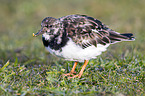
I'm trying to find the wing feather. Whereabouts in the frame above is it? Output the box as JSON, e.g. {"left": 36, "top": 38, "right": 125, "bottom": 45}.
{"left": 61, "top": 15, "right": 134, "bottom": 49}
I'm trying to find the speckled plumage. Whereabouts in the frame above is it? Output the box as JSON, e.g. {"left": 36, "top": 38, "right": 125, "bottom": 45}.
{"left": 33, "top": 14, "right": 135, "bottom": 78}
{"left": 35, "top": 15, "right": 134, "bottom": 61}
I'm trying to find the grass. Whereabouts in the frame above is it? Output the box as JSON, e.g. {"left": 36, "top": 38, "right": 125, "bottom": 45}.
{"left": 0, "top": 56, "right": 144, "bottom": 95}
{"left": 0, "top": 0, "right": 145, "bottom": 95}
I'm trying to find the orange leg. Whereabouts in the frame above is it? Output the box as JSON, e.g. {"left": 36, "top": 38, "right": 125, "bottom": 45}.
{"left": 63, "top": 61, "right": 78, "bottom": 76}
{"left": 68, "top": 60, "right": 89, "bottom": 78}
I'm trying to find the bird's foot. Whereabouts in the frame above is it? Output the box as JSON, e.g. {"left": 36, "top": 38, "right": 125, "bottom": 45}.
{"left": 68, "top": 74, "right": 81, "bottom": 78}
{"left": 63, "top": 72, "right": 76, "bottom": 76}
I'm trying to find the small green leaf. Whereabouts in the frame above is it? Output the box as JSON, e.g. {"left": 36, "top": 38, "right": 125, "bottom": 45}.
{"left": 0, "top": 60, "right": 10, "bottom": 71}
{"left": 14, "top": 57, "right": 18, "bottom": 67}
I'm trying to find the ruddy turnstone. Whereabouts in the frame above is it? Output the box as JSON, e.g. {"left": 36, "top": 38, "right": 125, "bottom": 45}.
{"left": 33, "top": 15, "right": 135, "bottom": 78}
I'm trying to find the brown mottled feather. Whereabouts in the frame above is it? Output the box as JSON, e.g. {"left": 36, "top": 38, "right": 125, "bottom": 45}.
{"left": 59, "top": 15, "right": 135, "bottom": 48}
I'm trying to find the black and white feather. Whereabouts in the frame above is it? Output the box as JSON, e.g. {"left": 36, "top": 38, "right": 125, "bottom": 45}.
{"left": 34, "top": 15, "right": 135, "bottom": 62}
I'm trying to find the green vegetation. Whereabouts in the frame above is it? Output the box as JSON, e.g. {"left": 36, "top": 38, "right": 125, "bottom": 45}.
{"left": 0, "top": 0, "right": 144, "bottom": 95}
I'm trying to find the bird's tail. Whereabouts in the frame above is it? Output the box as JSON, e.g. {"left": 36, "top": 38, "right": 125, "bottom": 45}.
{"left": 120, "top": 33, "right": 135, "bottom": 40}
{"left": 108, "top": 31, "right": 135, "bottom": 44}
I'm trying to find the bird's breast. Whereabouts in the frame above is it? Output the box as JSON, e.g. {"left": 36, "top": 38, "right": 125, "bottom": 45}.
{"left": 45, "top": 38, "right": 110, "bottom": 62}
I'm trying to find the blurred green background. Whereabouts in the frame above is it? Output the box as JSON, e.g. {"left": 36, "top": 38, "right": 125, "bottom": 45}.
{"left": 1, "top": 0, "right": 145, "bottom": 64}
{"left": 0, "top": 0, "right": 145, "bottom": 64}
{"left": 0, "top": 0, "right": 145, "bottom": 95}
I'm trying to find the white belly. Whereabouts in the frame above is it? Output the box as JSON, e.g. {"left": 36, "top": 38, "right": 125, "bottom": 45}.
{"left": 45, "top": 39, "right": 110, "bottom": 62}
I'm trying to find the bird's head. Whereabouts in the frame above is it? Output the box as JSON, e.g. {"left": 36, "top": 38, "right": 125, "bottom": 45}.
{"left": 33, "top": 17, "right": 57, "bottom": 38}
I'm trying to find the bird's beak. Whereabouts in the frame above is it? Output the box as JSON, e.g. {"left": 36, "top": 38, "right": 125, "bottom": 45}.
{"left": 33, "top": 28, "right": 45, "bottom": 37}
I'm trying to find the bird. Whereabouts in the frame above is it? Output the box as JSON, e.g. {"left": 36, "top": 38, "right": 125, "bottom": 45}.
{"left": 33, "top": 14, "right": 135, "bottom": 78}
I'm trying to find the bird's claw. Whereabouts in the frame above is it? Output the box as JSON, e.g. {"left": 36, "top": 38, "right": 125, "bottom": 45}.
{"left": 63, "top": 72, "right": 81, "bottom": 78}
{"left": 68, "top": 74, "right": 81, "bottom": 78}
{"left": 63, "top": 72, "right": 76, "bottom": 76}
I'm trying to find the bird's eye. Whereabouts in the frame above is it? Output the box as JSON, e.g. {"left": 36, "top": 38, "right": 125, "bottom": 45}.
{"left": 49, "top": 25, "right": 53, "bottom": 28}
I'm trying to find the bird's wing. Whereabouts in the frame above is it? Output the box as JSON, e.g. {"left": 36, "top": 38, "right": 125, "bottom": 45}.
{"left": 61, "top": 15, "right": 134, "bottom": 49}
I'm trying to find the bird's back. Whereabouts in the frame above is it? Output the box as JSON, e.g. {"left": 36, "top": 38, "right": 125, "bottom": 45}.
{"left": 58, "top": 15, "right": 134, "bottom": 49}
